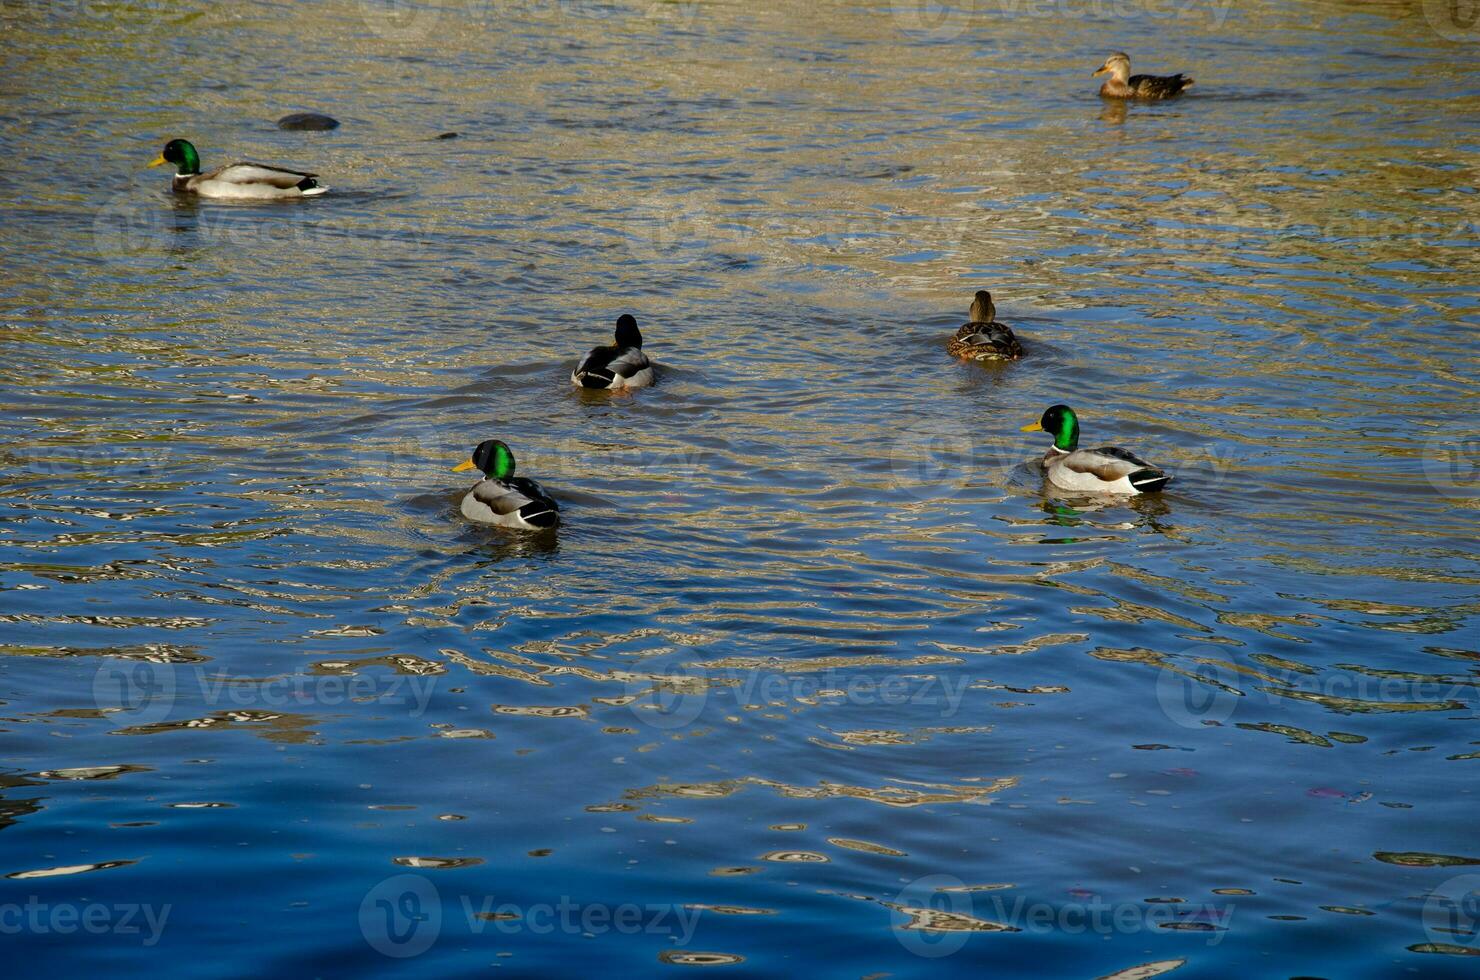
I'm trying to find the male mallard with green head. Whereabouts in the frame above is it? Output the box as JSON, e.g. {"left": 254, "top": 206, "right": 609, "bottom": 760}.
{"left": 1022, "top": 404, "right": 1170, "bottom": 495}
{"left": 453, "top": 440, "right": 560, "bottom": 530}
{"left": 946, "top": 290, "right": 1023, "bottom": 362}
{"left": 1093, "top": 53, "right": 1193, "bottom": 100}
{"left": 148, "top": 139, "right": 327, "bottom": 199}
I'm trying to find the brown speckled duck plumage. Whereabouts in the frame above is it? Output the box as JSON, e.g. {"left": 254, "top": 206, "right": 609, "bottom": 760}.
{"left": 1094, "top": 52, "right": 1194, "bottom": 100}
{"left": 946, "top": 290, "right": 1024, "bottom": 362}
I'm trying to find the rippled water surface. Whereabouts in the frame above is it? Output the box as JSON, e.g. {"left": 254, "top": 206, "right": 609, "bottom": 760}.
{"left": 2, "top": 0, "right": 1478, "bottom": 975}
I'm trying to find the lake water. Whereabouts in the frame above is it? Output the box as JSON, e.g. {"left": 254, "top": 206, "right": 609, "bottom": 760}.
{"left": 1, "top": 0, "right": 1477, "bottom": 975}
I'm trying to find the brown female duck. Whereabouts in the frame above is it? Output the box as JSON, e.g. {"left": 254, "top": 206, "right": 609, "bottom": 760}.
{"left": 1093, "top": 53, "right": 1193, "bottom": 100}
{"left": 946, "top": 290, "right": 1023, "bottom": 362}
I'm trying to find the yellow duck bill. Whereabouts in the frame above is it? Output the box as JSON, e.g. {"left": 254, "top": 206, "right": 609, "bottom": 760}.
{"left": 1020, "top": 421, "right": 1044, "bottom": 432}
{"left": 147, "top": 153, "right": 168, "bottom": 168}
{"left": 452, "top": 459, "right": 477, "bottom": 472}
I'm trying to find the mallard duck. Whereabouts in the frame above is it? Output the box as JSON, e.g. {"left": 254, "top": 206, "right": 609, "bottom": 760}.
{"left": 1093, "top": 53, "right": 1193, "bottom": 100}
{"left": 946, "top": 290, "right": 1023, "bottom": 362}
{"left": 571, "top": 314, "right": 654, "bottom": 389}
{"left": 452, "top": 440, "right": 560, "bottom": 529}
{"left": 1021, "top": 404, "right": 1170, "bottom": 494}
{"left": 147, "top": 139, "right": 327, "bottom": 199}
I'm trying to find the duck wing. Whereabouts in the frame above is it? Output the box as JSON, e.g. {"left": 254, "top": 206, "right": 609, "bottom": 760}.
{"left": 468, "top": 479, "right": 535, "bottom": 519}
{"left": 1060, "top": 447, "right": 1170, "bottom": 493}
{"left": 573, "top": 344, "right": 652, "bottom": 388}
{"left": 948, "top": 320, "right": 1023, "bottom": 359}
{"left": 1089, "top": 446, "right": 1153, "bottom": 468}
{"left": 506, "top": 477, "right": 560, "bottom": 527}
{"left": 1129, "top": 73, "right": 1193, "bottom": 98}
{"left": 467, "top": 478, "right": 560, "bottom": 527}
{"left": 203, "top": 162, "right": 320, "bottom": 188}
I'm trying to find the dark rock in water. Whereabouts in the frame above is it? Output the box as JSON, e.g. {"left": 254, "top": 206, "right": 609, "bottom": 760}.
{"left": 437, "top": 132, "right": 459, "bottom": 140}
{"left": 278, "top": 112, "right": 340, "bottom": 131}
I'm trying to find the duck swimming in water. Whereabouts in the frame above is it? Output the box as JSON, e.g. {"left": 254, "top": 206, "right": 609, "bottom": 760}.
{"left": 571, "top": 314, "right": 654, "bottom": 389}
{"left": 1022, "top": 404, "right": 1171, "bottom": 495}
{"left": 147, "top": 139, "right": 327, "bottom": 199}
{"left": 946, "top": 290, "right": 1023, "bottom": 362}
{"left": 453, "top": 440, "right": 560, "bottom": 529}
{"left": 1093, "top": 53, "right": 1193, "bottom": 100}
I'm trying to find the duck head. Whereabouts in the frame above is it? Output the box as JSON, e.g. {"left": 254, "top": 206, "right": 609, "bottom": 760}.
{"left": 148, "top": 139, "right": 201, "bottom": 176}
{"left": 969, "top": 290, "right": 996, "bottom": 323}
{"left": 454, "top": 439, "right": 516, "bottom": 480}
{"left": 614, "top": 314, "right": 642, "bottom": 349}
{"left": 1093, "top": 53, "right": 1131, "bottom": 82}
{"left": 1022, "top": 404, "right": 1080, "bottom": 453}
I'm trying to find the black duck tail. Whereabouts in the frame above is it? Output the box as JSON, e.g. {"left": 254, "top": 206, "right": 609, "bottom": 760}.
{"left": 1130, "top": 468, "right": 1170, "bottom": 493}
{"left": 520, "top": 505, "right": 560, "bottom": 529}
